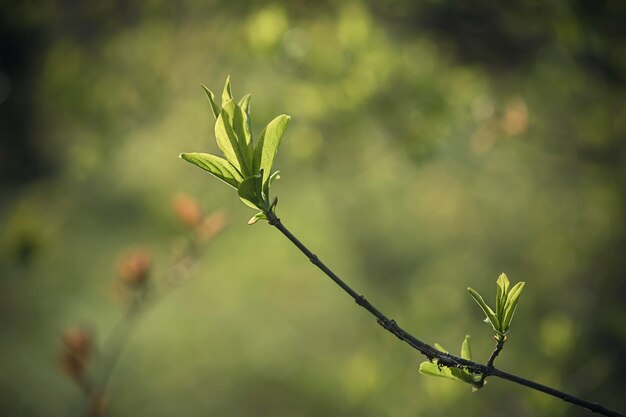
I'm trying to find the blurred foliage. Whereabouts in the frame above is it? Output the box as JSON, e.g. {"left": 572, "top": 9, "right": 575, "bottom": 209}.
{"left": 1, "top": 1, "right": 625, "bottom": 417}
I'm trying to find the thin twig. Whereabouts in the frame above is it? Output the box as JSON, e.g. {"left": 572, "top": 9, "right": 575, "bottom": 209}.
{"left": 85, "top": 236, "right": 208, "bottom": 415}
{"left": 477, "top": 337, "right": 505, "bottom": 387}
{"left": 265, "top": 211, "right": 624, "bottom": 417}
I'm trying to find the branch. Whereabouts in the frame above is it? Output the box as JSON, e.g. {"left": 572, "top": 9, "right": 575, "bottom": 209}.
{"left": 477, "top": 337, "right": 505, "bottom": 387}
{"left": 265, "top": 211, "right": 624, "bottom": 417}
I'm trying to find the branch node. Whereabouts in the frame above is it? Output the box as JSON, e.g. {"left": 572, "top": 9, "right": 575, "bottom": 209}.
{"left": 267, "top": 215, "right": 280, "bottom": 226}
{"left": 355, "top": 295, "right": 367, "bottom": 307}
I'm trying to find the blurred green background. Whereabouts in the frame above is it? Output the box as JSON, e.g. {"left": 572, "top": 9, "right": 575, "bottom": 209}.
{"left": 1, "top": 1, "right": 626, "bottom": 416}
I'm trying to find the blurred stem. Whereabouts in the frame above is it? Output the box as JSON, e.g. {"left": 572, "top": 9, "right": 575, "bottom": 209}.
{"left": 86, "top": 235, "right": 206, "bottom": 416}
{"left": 477, "top": 336, "right": 505, "bottom": 387}
{"left": 265, "top": 211, "right": 625, "bottom": 417}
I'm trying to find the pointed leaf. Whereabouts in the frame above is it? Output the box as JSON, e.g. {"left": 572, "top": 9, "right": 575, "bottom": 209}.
{"left": 238, "top": 175, "right": 265, "bottom": 210}
{"left": 269, "top": 170, "right": 281, "bottom": 184}
{"left": 222, "top": 75, "right": 233, "bottom": 106}
{"left": 434, "top": 343, "right": 449, "bottom": 354}
{"left": 238, "top": 94, "right": 253, "bottom": 152}
{"left": 179, "top": 153, "right": 243, "bottom": 189}
{"left": 202, "top": 84, "right": 220, "bottom": 119}
{"left": 221, "top": 99, "right": 253, "bottom": 169}
{"left": 215, "top": 101, "right": 252, "bottom": 176}
{"left": 253, "top": 115, "right": 290, "bottom": 183}
{"left": 239, "top": 94, "right": 251, "bottom": 115}
{"left": 502, "top": 281, "right": 525, "bottom": 331}
{"left": 496, "top": 273, "right": 510, "bottom": 322}
{"left": 468, "top": 287, "right": 501, "bottom": 332}
{"left": 461, "top": 335, "right": 472, "bottom": 361}
{"left": 248, "top": 212, "right": 267, "bottom": 225}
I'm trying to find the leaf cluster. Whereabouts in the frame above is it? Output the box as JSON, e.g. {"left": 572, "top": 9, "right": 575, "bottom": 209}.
{"left": 468, "top": 273, "right": 525, "bottom": 340}
{"left": 180, "top": 77, "right": 290, "bottom": 223}
{"left": 418, "top": 335, "right": 482, "bottom": 389}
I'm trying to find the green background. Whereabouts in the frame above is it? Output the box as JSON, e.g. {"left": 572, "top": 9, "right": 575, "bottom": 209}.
{"left": 1, "top": 1, "right": 625, "bottom": 416}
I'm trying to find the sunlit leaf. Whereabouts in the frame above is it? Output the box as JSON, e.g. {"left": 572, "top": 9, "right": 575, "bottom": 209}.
{"left": 468, "top": 287, "right": 501, "bottom": 332}
{"left": 253, "top": 115, "right": 290, "bottom": 184}
{"left": 222, "top": 75, "right": 233, "bottom": 106}
{"left": 461, "top": 335, "right": 472, "bottom": 361}
{"left": 502, "top": 281, "right": 525, "bottom": 331}
{"left": 434, "top": 343, "right": 449, "bottom": 354}
{"left": 221, "top": 99, "right": 253, "bottom": 167}
{"left": 496, "top": 273, "right": 510, "bottom": 321}
{"left": 179, "top": 152, "right": 243, "bottom": 189}
{"left": 248, "top": 211, "right": 266, "bottom": 225}
{"left": 202, "top": 84, "right": 220, "bottom": 119}
{"left": 239, "top": 94, "right": 251, "bottom": 115}
{"left": 419, "top": 361, "right": 456, "bottom": 380}
{"left": 215, "top": 100, "right": 251, "bottom": 176}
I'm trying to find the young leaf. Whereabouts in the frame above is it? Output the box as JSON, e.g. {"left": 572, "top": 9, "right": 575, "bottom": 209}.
{"left": 502, "top": 281, "right": 525, "bottom": 331}
{"left": 450, "top": 367, "right": 477, "bottom": 385}
{"left": 238, "top": 94, "right": 253, "bottom": 152}
{"left": 215, "top": 101, "right": 251, "bottom": 176}
{"left": 202, "top": 84, "right": 221, "bottom": 119}
{"left": 248, "top": 211, "right": 267, "bottom": 225}
{"left": 461, "top": 335, "right": 472, "bottom": 361}
{"left": 419, "top": 361, "right": 450, "bottom": 378}
{"left": 179, "top": 153, "right": 243, "bottom": 189}
{"left": 496, "top": 273, "right": 510, "bottom": 322}
{"left": 222, "top": 75, "right": 233, "bottom": 106}
{"left": 238, "top": 174, "right": 265, "bottom": 210}
{"left": 221, "top": 99, "right": 253, "bottom": 168}
{"left": 253, "top": 115, "right": 291, "bottom": 183}
{"left": 434, "top": 343, "right": 449, "bottom": 354}
{"left": 239, "top": 94, "right": 251, "bottom": 115}
{"left": 468, "top": 287, "right": 501, "bottom": 332}
{"left": 419, "top": 361, "right": 475, "bottom": 385}
{"left": 269, "top": 170, "right": 281, "bottom": 184}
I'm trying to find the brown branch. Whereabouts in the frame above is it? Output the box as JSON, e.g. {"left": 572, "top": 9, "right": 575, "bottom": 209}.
{"left": 265, "top": 211, "right": 625, "bottom": 417}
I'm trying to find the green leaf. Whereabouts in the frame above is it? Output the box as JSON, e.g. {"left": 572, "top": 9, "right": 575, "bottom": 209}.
{"left": 502, "top": 281, "right": 525, "bottom": 332}
{"left": 215, "top": 100, "right": 252, "bottom": 176}
{"left": 420, "top": 338, "right": 480, "bottom": 387}
{"left": 202, "top": 84, "right": 220, "bottom": 119}
{"left": 419, "top": 361, "right": 475, "bottom": 385}
{"left": 248, "top": 211, "right": 266, "bottom": 225}
{"left": 434, "top": 343, "right": 449, "bottom": 354}
{"left": 461, "top": 335, "right": 472, "bottom": 361}
{"left": 450, "top": 367, "right": 477, "bottom": 385}
{"left": 238, "top": 94, "right": 253, "bottom": 152}
{"left": 468, "top": 287, "right": 501, "bottom": 332}
{"left": 239, "top": 94, "right": 251, "bottom": 115}
{"left": 253, "top": 115, "right": 290, "bottom": 183}
{"left": 496, "top": 273, "right": 510, "bottom": 322}
{"left": 222, "top": 99, "right": 253, "bottom": 168}
{"left": 179, "top": 153, "right": 243, "bottom": 189}
{"left": 269, "top": 170, "right": 281, "bottom": 184}
{"left": 419, "top": 362, "right": 450, "bottom": 378}
{"left": 222, "top": 75, "right": 233, "bottom": 107}
{"left": 238, "top": 174, "right": 265, "bottom": 210}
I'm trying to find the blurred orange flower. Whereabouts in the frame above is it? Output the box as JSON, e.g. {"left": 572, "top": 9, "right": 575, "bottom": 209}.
{"left": 172, "top": 194, "right": 203, "bottom": 228}
{"left": 59, "top": 326, "right": 92, "bottom": 381}
{"left": 117, "top": 249, "right": 151, "bottom": 287}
